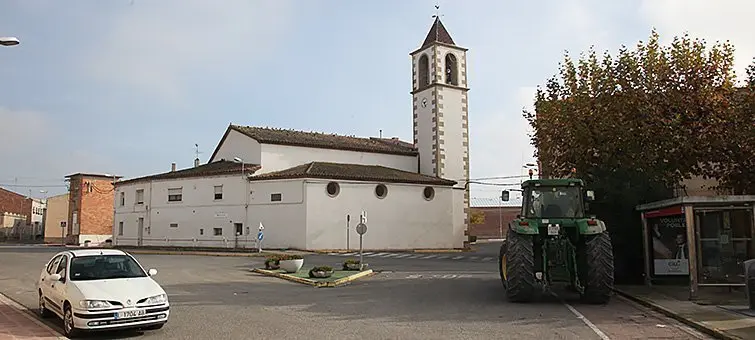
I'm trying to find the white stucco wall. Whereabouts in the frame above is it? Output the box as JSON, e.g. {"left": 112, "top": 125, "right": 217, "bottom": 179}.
{"left": 113, "top": 176, "right": 306, "bottom": 249}
{"left": 412, "top": 86, "right": 436, "bottom": 177}
{"left": 209, "top": 129, "right": 262, "bottom": 164}
{"left": 258, "top": 143, "right": 417, "bottom": 174}
{"left": 304, "top": 179, "right": 460, "bottom": 250}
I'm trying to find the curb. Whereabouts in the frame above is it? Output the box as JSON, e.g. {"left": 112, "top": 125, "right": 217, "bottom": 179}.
{"left": 0, "top": 292, "right": 68, "bottom": 339}
{"left": 413, "top": 249, "right": 465, "bottom": 253}
{"left": 251, "top": 268, "right": 376, "bottom": 287}
{"left": 122, "top": 249, "right": 286, "bottom": 257}
{"left": 613, "top": 288, "right": 740, "bottom": 340}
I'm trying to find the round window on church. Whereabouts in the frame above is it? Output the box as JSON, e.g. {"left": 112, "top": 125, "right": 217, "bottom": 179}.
{"left": 326, "top": 182, "right": 340, "bottom": 197}
{"left": 423, "top": 186, "right": 435, "bottom": 201}
{"left": 375, "top": 184, "right": 388, "bottom": 199}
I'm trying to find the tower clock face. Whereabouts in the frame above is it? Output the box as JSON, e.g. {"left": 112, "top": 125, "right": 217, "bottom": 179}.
{"left": 421, "top": 98, "right": 428, "bottom": 108}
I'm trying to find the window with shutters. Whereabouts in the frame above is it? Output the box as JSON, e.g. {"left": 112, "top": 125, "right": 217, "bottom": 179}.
{"left": 168, "top": 188, "right": 182, "bottom": 202}
{"left": 214, "top": 185, "right": 223, "bottom": 200}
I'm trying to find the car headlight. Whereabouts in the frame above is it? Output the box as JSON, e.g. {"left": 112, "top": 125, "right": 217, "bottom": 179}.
{"left": 79, "top": 300, "right": 113, "bottom": 309}
{"left": 145, "top": 294, "right": 167, "bottom": 305}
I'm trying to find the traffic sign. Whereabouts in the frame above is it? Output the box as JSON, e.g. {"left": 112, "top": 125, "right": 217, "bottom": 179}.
{"left": 257, "top": 231, "right": 264, "bottom": 241}
{"left": 356, "top": 223, "right": 367, "bottom": 235}
{"left": 258, "top": 222, "right": 265, "bottom": 231}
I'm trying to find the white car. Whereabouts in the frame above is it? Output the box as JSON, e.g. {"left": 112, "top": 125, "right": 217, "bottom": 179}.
{"left": 36, "top": 248, "right": 170, "bottom": 338}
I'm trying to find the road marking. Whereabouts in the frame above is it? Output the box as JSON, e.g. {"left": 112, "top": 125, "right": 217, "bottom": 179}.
{"left": 437, "top": 255, "right": 450, "bottom": 259}
{"left": 395, "top": 254, "right": 413, "bottom": 258}
{"left": 452, "top": 256, "right": 465, "bottom": 260}
{"left": 421, "top": 255, "right": 437, "bottom": 259}
{"left": 482, "top": 257, "right": 494, "bottom": 261}
{"left": 367, "top": 252, "right": 388, "bottom": 257}
{"left": 553, "top": 292, "right": 610, "bottom": 340}
{"left": 468, "top": 256, "right": 479, "bottom": 260}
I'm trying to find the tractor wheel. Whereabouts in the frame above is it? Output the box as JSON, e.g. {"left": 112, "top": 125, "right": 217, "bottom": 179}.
{"left": 580, "top": 231, "right": 614, "bottom": 304}
{"left": 504, "top": 228, "right": 536, "bottom": 303}
{"left": 498, "top": 240, "right": 508, "bottom": 289}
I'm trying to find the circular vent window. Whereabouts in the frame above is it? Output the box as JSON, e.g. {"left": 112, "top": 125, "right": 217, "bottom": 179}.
{"left": 423, "top": 186, "right": 435, "bottom": 201}
{"left": 375, "top": 184, "right": 388, "bottom": 199}
{"left": 326, "top": 182, "right": 340, "bottom": 197}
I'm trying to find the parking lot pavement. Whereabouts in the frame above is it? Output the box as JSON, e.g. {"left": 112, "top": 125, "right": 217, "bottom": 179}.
{"left": 0, "top": 246, "right": 711, "bottom": 340}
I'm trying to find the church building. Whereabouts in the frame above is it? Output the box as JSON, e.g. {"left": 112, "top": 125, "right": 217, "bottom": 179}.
{"left": 112, "top": 17, "right": 472, "bottom": 251}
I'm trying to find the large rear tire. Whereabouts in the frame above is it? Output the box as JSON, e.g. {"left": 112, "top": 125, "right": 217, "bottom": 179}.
{"left": 504, "top": 228, "right": 536, "bottom": 303}
{"left": 498, "top": 241, "right": 508, "bottom": 289}
{"left": 581, "top": 232, "right": 614, "bottom": 304}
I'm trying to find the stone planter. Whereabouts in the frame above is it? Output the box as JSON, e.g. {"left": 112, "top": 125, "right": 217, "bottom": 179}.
{"left": 279, "top": 259, "right": 304, "bottom": 273}
{"left": 309, "top": 270, "right": 333, "bottom": 278}
{"left": 265, "top": 261, "right": 280, "bottom": 270}
{"left": 344, "top": 262, "right": 361, "bottom": 271}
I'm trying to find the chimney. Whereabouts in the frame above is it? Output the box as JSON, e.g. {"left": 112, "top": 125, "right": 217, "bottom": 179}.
{"left": 194, "top": 158, "right": 200, "bottom": 167}
{"left": 171, "top": 162, "right": 176, "bottom": 172}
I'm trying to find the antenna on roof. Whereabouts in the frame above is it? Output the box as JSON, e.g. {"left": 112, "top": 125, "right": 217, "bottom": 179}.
{"left": 194, "top": 143, "right": 201, "bottom": 159}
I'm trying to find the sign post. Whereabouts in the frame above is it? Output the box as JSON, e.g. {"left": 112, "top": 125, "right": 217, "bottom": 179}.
{"left": 356, "top": 217, "right": 367, "bottom": 271}
{"left": 346, "top": 214, "right": 350, "bottom": 251}
{"left": 257, "top": 222, "right": 265, "bottom": 253}
{"left": 60, "top": 221, "right": 67, "bottom": 246}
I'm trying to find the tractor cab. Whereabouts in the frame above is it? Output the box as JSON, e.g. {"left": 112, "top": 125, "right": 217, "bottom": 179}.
{"left": 502, "top": 179, "right": 595, "bottom": 221}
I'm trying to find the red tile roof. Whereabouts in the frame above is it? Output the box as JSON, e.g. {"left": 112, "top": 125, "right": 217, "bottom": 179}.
{"left": 116, "top": 160, "right": 260, "bottom": 186}
{"left": 249, "top": 161, "right": 456, "bottom": 186}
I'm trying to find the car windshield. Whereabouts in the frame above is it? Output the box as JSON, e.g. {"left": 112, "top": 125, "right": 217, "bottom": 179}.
{"left": 69, "top": 255, "right": 147, "bottom": 281}
{"left": 524, "top": 186, "right": 584, "bottom": 218}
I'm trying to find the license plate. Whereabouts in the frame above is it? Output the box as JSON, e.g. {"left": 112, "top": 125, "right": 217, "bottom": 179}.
{"left": 114, "top": 309, "right": 146, "bottom": 319}
{"left": 547, "top": 225, "right": 560, "bottom": 236}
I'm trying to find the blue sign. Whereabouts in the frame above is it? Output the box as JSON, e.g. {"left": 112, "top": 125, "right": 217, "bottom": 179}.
{"left": 257, "top": 231, "right": 264, "bottom": 241}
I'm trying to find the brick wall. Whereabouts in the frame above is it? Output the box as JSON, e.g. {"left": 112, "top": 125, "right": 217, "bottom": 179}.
{"left": 67, "top": 176, "right": 115, "bottom": 240}
{"left": 469, "top": 207, "right": 520, "bottom": 239}
{"left": 0, "top": 187, "right": 30, "bottom": 223}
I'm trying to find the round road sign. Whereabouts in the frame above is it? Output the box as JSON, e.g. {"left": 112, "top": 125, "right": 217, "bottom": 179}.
{"left": 356, "top": 223, "right": 367, "bottom": 235}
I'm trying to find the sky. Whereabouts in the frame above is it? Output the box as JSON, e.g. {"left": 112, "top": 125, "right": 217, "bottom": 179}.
{"left": 0, "top": 0, "right": 753, "bottom": 201}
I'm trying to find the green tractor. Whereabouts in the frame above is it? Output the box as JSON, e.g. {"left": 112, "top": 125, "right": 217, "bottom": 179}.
{"left": 498, "top": 178, "right": 614, "bottom": 304}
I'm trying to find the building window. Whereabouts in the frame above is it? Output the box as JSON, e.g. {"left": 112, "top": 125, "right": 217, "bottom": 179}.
{"left": 168, "top": 188, "right": 182, "bottom": 202}
{"left": 213, "top": 228, "right": 223, "bottom": 236}
{"left": 214, "top": 185, "right": 223, "bottom": 200}
{"left": 445, "top": 53, "right": 459, "bottom": 85}
{"left": 375, "top": 184, "right": 388, "bottom": 199}
{"left": 423, "top": 186, "right": 435, "bottom": 201}
{"left": 135, "top": 189, "right": 144, "bottom": 204}
{"left": 118, "top": 221, "right": 123, "bottom": 236}
{"left": 271, "top": 193, "right": 282, "bottom": 202}
{"left": 326, "top": 182, "right": 340, "bottom": 197}
{"left": 199, "top": 229, "right": 204, "bottom": 235}
{"left": 418, "top": 54, "right": 429, "bottom": 87}
{"left": 119, "top": 192, "right": 125, "bottom": 206}
{"left": 170, "top": 223, "right": 178, "bottom": 228}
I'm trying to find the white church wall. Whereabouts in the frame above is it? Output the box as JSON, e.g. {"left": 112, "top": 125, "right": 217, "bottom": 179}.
{"left": 412, "top": 86, "right": 436, "bottom": 177}
{"left": 113, "top": 176, "right": 306, "bottom": 249}
{"left": 258, "top": 143, "right": 417, "bottom": 174}
{"left": 210, "top": 129, "right": 262, "bottom": 164}
{"left": 304, "top": 179, "right": 458, "bottom": 250}
{"left": 437, "top": 88, "right": 465, "bottom": 185}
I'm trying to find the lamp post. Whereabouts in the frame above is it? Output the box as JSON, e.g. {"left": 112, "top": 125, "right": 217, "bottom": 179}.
{"left": 233, "top": 157, "right": 249, "bottom": 249}
{"left": 0, "top": 37, "right": 20, "bottom": 46}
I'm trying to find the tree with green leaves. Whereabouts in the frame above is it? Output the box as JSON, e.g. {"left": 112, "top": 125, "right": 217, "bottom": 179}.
{"left": 525, "top": 30, "right": 753, "bottom": 283}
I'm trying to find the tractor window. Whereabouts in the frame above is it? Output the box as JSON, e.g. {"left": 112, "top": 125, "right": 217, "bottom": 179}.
{"left": 524, "top": 186, "right": 584, "bottom": 218}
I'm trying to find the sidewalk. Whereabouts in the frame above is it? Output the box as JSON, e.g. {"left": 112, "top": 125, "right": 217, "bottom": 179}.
{"left": 0, "top": 293, "right": 65, "bottom": 339}
{"left": 615, "top": 285, "right": 755, "bottom": 340}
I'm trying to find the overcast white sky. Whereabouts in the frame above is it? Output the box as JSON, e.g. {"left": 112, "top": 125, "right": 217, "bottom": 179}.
{"left": 0, "top": 0, "right": 753, "bottom": 200}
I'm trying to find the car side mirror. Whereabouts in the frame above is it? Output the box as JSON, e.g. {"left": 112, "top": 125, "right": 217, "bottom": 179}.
{"left": 49, "top": 273, "right": 62, "bottom": 282}
{"left": 585, "top": 190, "right": 595, "bottom": 201}
{"left": 148, "top": 268, "right": 158, "bottom": 276}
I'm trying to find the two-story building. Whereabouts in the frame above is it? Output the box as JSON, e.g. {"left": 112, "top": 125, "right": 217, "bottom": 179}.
{"left": 113, "top": 17, "right": 474, "bottom": 251}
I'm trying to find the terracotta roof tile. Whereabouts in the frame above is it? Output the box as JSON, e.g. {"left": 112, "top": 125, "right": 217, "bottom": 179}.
{"left": 116, "top": 160, "right": 260, "bottom": 186}
{"left": 249, "top": 162, "right": 456, "bottom": 186}
{"left": 230, "top": 125, "right": 418, "bottom": 156}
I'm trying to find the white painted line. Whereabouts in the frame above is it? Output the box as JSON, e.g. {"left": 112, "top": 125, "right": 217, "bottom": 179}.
{"left": 452, "top": 256, "right": 465, "bottom": 260}
{"left": 383, "top": 253, "right": 400, "bottom": 257}
{"left": 468, "top": 256, "right": 479, "bottom": 260}
{"left": 361, "top": 252, "right": 374, "bottom": 256}
{"left": 341, "top": 252, "right": 357, "bottom": 256}
{"left": 367, "top": 252, "right": 388, "bottom": 257}
{"left": 554, "top": 292, "right": 610, "bottom": 340}
{"left": 395, "top": 254, "right": 413, "bottom": 258}
{"left": 437, "top": 255, "right": 450, "bottom": 259}
{"left": 482, "top": 257, "right": 494, "bottom": 261}
{"left": 421, "top": 255, "right": 438, "bottom": 259}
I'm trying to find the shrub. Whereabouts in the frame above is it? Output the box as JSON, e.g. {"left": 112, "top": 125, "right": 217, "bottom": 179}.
{"left": 311, "top": 266, "right": 333, "bottom": 272}
{"left": 278, "top": 254, "right": 303, "bottom": 261}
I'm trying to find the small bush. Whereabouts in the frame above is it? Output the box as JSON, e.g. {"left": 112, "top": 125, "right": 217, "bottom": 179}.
{"left": 311, "top": 266, "right": 333, "bottom": 272}
{"left": 278, "top": 254, "right": 303, "bottom": 261}
{"left": 344, "top": 259, "right": 360, "bottom": 265}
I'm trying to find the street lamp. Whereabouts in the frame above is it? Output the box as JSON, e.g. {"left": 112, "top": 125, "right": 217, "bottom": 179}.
{"left": 0, "top": 37, "right": 20, "bottom": 46}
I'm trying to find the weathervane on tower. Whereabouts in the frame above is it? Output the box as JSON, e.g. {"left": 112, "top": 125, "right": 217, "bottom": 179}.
{"left": 432, "top": 2, "right": 443, "bottom": 19}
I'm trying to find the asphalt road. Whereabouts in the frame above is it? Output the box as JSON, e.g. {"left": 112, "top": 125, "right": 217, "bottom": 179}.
{"left": 0, "top": 244, "right": 711, "bottom": 340}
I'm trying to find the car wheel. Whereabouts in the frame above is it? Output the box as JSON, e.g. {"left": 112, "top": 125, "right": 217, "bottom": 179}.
{"left": 38, "top": 292, "right": 52, "bottom": 319}
{"left": 63, "top": 305, "right": 82, "bottom": 338}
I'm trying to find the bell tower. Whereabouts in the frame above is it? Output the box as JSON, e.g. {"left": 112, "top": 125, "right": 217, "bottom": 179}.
{"left": 410, "top": 14, "right": 471, "bottom": 245}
